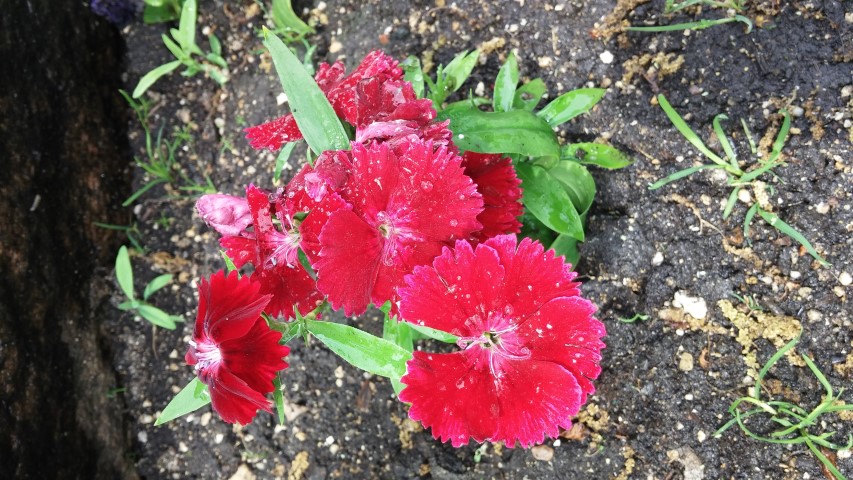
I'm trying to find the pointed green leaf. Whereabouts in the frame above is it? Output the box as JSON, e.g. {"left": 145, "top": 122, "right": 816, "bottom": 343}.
{"left": 383, "top": 312, "right": 414, "bottom": 352}
{"left": 400, "top": 56, "right": 425, "bottom": 98}
{"left": 154, "top": 377, "right": 211, "bottom": 425}
{"left": 657, "top": 94, "right": 726, "bottom": 165}
{"left": 138, "top": 304, "right": 178, "bottom": 329}
{"left": 274, "top": 141, "right": 297, "bottom": 183}
{"left": 516, "top": 163, "right": 585, "bottom": 241}
{"left": 264, "top": 31, "right": 349, "bottom": 154}
{"left": 115, "top": 246, "right": 135, "bottom": 300}
{"left": 493, "top": 51, "right": 518, "bottom": 113}
{"left": 513, "top": 78, "right": 547, "bottom": 112}
{"left": 132, "top": 60, "right": 182, "bottom": 98}
{"left": 561, "top": 143, "right": 633, "bottom": 170}
{"left": 537, "top": 88, "right": 605, "bottom": 127}
{"left": 436, "top": 108, "right": 559, "bottom": 158}
{"left": 143, "top": 4, "right": 180, "bottom": 24}
{"left": 306, "top": 320, "right": 412, "bottom": 379}
{"left": 442, "top": 49, "right": 480, "bottom": 93}
{"left": 271, "top": 0, "right": 315, "bottom": 36}
{"left": 143, "top": 274, "right": 173, "bottom": 301}
{"left": 406, "top": 323, "right": 459, "bottom": 343}
{"left": 757, "top": 209, "right": 828, "bottom": 266}
{"left": 272, "top": 375, "right": 286, "bottom": 425}
{"left": 177, "top": 0, "right": 197, "bottom": 53}
{"left": 162, "top": 33, "right": 189, "bottom": 61}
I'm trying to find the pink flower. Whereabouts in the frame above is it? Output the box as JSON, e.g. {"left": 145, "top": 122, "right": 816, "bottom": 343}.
{"left": 196, "top": 194, "right": 253, "bottom": 236}
{"left": 245, "top": 50, "right": 449, "bottom": 152}
{"left": 312, "top": 140, "right": 483, "bottom": 316}
{"left": 460, "top": 152, "right": 524, "bottom": 242}
{"left": 219, "top": 185, "right": 324, "bottom": 319}
{"left": 397, "top": 235, "right": 605, "bottom": 447}
{"left": 185, "top": 270, "right": 289, "bottom": 425}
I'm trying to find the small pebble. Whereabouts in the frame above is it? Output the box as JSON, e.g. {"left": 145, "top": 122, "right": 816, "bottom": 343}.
{"left": 531, "top": 444, "right": 554, "bottom": 461}
{"left": 815, "top": 202, "right": 830, "bottom": 214}
{"left": 697, "top": 430, "right": 707, "bottom": 442}
{"left": 329, "top": 40, "right": 343, "bottom": 53}
{"left": 839, "top": 272, "right": 852, "bottom": 286}
{"left": 599, "top": 50, "right": 614, "bottom": 64}
{"left": 678, "top": 352, "right": 694, "bottom": 372}
{"left": 652, "top": 251, "right": 664, "bottom": 266}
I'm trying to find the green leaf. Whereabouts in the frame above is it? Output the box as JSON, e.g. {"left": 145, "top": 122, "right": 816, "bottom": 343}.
{"left": 550, "top": 234, "right": 580, "bottom": 267}
{"left": 400, "top": 56, "right": 425, "bottom": 99}
{"left": 406, "top": 323, "right": 459, "bottom": 343}
{"left": 436, "top": 108, "right": 559, "bottom": 158}
{"left": 263, "top": 31, "right": 349, "bottom": 154}
{"left": 757, "top": 209, "right": 829, "bottom": 266}
{"left": 562, "top": 143, "right": 633, "bottom": 170}
{"left": 177, "top": 0, "right": 197, "bottom": 53}
{"left": 117, "top": 300, "right": 140, "bottom": 311}
{"left": 306, "top": 320, "right": 412, "bottom": 379}
{"left": 513, "top": 78, "right": 547, "bottom": 112}
{"left": 143, "top": 4, "right": 180, "bottom": 24}
{"left": 143, "top": 274, "right": 173, "bottom": 301}
{"left": 133, "top": 60, "right": 182, "bottom": 98}
{"left": 272, "top": 375, "right": 286, "bottom": 425}
{"left": 546, "top": 161, "right": 596, "bottom": 216}
{"left": 441, "top": 50, "right": 480, "bottom": 94}
{"left": 271, "top": 0, "right": 315, "bottom": 36}
{"left": 208, "top": 33, "right": 222, "bottom": 56}
{"left": 138, "top": 304, "right": 178, "bottom": 329}
{"left": 493, "top": 51, "right": 518, "bottom": 113}
{"left": 657, "top": 94, "right": 726, "bottom": 166}
{"left": 383, "top": 312, "right": 414, "bottom": 353}
{"left": 115, "top": 246, "right": 135, "bottom": 300}
{"left": 154, "top": 377, "right": 211, "bottom": 425}
{"left": 537, "top": 88, "right": 605, "bottom": 127}
{"left": 274, "top": 141, "right": 297, "bottom": 183}
{"left": 221, "top": 250, "right": 238, "bottom": 274}
{"left": 516, "top": 163, "right": 585, "bottom": 241}
{"left": 162, "top": 34, "right": 189, "bottom": 62}
{"left": 648, "top": 164, "right": 724, "bottom": 190}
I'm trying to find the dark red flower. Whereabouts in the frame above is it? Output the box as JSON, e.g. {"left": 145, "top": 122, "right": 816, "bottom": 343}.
{"left": 460, "top": 152, "right": 523, "bottom": 242}
{"left": 185, "top": 270, "right": 289, "bottom": 425}
{"left": 397, "top": 235, "right": 605, "bottom": 447}
{"left": 219, "top": 185, "right": 324, "bottom": 319}
{"left": 312, "top": 140, "right": 483, "bottom": 316}
{"left": 245, "top": 50, "right": 449, "bottom": 152}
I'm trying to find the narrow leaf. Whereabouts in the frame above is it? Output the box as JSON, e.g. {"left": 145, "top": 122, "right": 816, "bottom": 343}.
{"left": 208, "top": 33, "right": 222, "bottom": 56}
{"left": 115, "top": 246, "right": 135, "bottom": 300}
{"left": 657, "top": 94, "right": 726, "bottom": 165}
{"left": 154, "top": 377, "right": 211, "bottom": 425}
{"left": 264, "top": 31, "right": 349, "bottom": 154}
{"left": 306, "top": 320, "right": 412, "bottom": 379}
{"left": 757, "top": 209, "right": 829, "bottom": 266}
{"left": 273, "top": 141, "right": 297, "bottom": 183}
{"left": 562, "top": 143, "right": 633, "bottom": 170}
{"left": 516, "top": 163, "right": 585, "bottom": 241}
{"left": 143, "top": 274, "right": 173, "bottom": 300}
{"left": 537, "top": 88, "right": 605, "bottom": 127}
{"left": 138, "top": 304, "right": 178, "bottom": 329}
{"left": 493, "top": 51, "right": 518, "bottom": 113}
{"left": 406, "top": 323, "right": 459, "bottom": 343}
{"left": 178, "top": 0, "right": 197, "bottom": 53}
{"left": 383, "top": 313, "right": 414, "bottom": 352}
{"left": 712, "top": 114, "right": 738, "bottom": 169}
{"left": 273, "top": 375, "right": 286, "bottom": 425}
{"left": 162, "top": 34, "right": 189, "bottom": 61}
{"left": 436, "top": 108, "right": 560, "bottom": 158}
{"left": 442, "top": 50, "right": 480, "bottom": 93}
{"left": 271, "top": 0, "right": 315, "bottom": 36}
{"left": 143, "top": 4, "right": 180, "bottom": 24}
{"left": 648, "top": 164, "right": 723, "bottom": 190}
{"left": 132, "top": 60, "right": 182, "bottom": 98}
{"left": 400, "top": 56, "right": 425, "bottom": 99}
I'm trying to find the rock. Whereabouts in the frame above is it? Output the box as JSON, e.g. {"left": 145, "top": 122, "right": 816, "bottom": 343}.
{"left": 531, "top": 445, "right": 554, "bottom": 461}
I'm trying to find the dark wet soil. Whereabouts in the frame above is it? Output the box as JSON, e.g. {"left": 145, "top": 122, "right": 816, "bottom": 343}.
{"left": 109, "top": 0, "right": 852, "bottom": 478}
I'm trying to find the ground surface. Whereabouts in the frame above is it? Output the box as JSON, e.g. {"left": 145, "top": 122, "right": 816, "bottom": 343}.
{"left": 107, "top": 0, "right": 852, "bottom": 478}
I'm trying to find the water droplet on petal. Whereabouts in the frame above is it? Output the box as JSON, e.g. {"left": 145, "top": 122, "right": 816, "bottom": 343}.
{"left": 449, "top": 219, "right": 458, "bottom": 227}
{"left": 420, "top": 180, "right": 433, "bottom": 191}
{"left": 455, "top": 379, "right": 465, "bottom": 389}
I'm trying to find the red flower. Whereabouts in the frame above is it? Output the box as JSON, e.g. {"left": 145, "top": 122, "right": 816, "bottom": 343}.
{"left": 312, "top": 140, "right": 483, "bottom": 316}
{"left": 397, "top": 235, "right": 605, "bottom": 447}
{"left": 460, "top": 152, "right": 523, "bottom": 242}
{"left": 219, "top": 185, "right": 324, "bottom": 319}
{"left": 185, "top": 270, "right": 289, "bottom": 425}
{"left": 245, "top": 50, "right": 449, "bottom": 152}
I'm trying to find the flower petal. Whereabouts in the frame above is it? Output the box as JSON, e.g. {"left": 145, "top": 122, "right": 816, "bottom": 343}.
{"left": 244, "top": 114, "right": 303, "bottom": 151}
{"left": 207, "top": 367, "right": 273, "bottom": 425}
{"left": 220, "top": 319, "right": 289, "bottom": 395}
{"left": 196, "top": 270, "right": 271, "bottom": 344}
{"left": 196, "top": 194, "right": 253, "bottom": 236}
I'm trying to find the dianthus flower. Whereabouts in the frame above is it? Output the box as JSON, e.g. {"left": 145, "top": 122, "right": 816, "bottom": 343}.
{"left": 312, "top": 140, "right": 483, "bottom": 316}
{"left": 244, "top": 50, "right": 450, "bottom": 152}
{"left": 185, "top": 270, "right": 289, "bottom": 425}
{"left": 397, "top": 235, "right": 605, "bottom": 447}
{"left": 460, "top": 152, "right": 523, "bottom": 242}
{"left": 216, "top": 185, "right": 324, "bottom": 318}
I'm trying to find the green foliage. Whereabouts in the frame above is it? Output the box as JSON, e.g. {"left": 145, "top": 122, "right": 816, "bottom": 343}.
{"left": 133, "top": 0, "right": 229, "bottom": 98}
{"left": 143, "top": 0, "right": 184, "bottom": 24}
{"left": 306, "top": 319, "right": 412, "bottom": 379}
{"left": 714, "top": 337, "right": 853, "bottom": 480}
{"left": 270, "top": 0, "right": 314, "bottom": 40}
{"left": 114, "top": 245, "right": 183, "bottom": 329}
{"left": 94, "top": 221, "right": 145, "bottom": 252}
{"left": 263, "top": 28, "right": 349, "bottom": 155}
{"left": 627, "top": 0, "right": 752, "bottom": 33}
{"left": 418, "top": 51, "right": 632, "bottom": 264}
{"left": 651, "top": 94, "right": 828, "bottom": 266}
{"left": 154, "top": 377, "right": 210, "bottom": 425}
{"left": 119, "top": 91, "right": 217, "bottom": 205}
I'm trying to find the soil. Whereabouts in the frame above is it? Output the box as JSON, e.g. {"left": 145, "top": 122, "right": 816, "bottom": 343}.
{"left": 107, "top": 0, "right": 852, "bottom": 479}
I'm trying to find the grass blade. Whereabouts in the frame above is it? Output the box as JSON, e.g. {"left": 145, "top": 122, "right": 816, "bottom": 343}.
{"left": 649, "top": 164, "right": 724, "bottom": 190}
{"left": 757, "top": 209, "right": 828, "bottom": 266}
{"left": 132, "top": 60, "right": 182, "bottom": 98}
{"left": 493, "top": 51, "right": 518, "bottom": 113}
{"left": 537, "top": 88, "right": 605, "bottom": 127}
{"left": 657, "top": 94, "right": 726, "bottom": 165}
{"left": 115, "top": 246, "right": 135, "bottom": 300}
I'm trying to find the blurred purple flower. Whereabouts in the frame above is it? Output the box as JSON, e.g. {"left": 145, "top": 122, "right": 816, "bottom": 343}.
{"left": 90, "top": 0, "right": 141, "bottom": 27}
